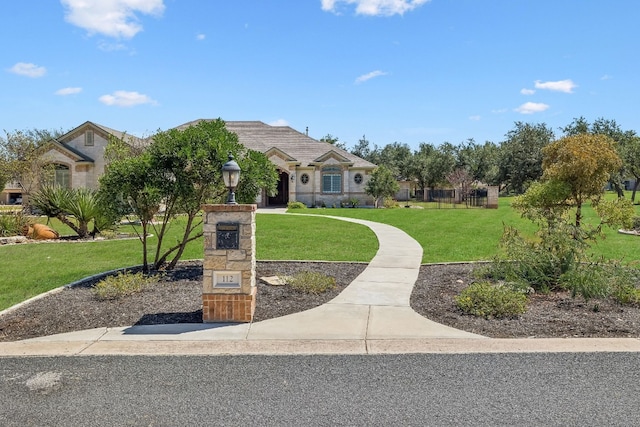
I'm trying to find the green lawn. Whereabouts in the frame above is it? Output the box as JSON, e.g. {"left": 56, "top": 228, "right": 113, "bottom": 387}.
{"left": 1, "top": 195, "right": 638, "bottom": 311}
{"left": 301, "top": 195, "right": 640, "bottom": 264}
{"left": 0, "top": 214, "right": 377, "bottom": 311}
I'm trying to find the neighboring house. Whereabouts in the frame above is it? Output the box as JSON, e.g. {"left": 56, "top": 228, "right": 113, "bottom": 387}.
{"left": 1, "top": 120, "right": 377, "bottom": 208}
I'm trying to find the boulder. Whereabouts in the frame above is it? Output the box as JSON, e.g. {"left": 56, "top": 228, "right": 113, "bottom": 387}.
{"left": 23, "top": 223, "right": 60, "bottom": 240}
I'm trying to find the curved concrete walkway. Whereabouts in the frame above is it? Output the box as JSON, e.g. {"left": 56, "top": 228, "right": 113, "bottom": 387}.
{"left": 1, "top": 211, "right": 640, "bottom": 356}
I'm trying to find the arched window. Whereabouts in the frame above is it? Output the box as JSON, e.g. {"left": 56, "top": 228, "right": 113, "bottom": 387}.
{"left": 322, "top": 166, "right": 342, "bottom": 193}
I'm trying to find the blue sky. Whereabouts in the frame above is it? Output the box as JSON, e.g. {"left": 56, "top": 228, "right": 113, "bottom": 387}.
{"left": 2, "top": 0, "right": 639, "bottom": 151}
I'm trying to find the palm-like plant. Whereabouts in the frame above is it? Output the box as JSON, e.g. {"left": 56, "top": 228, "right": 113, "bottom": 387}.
{"left": 29, "top": 186, "right": 116, "bottom": 238}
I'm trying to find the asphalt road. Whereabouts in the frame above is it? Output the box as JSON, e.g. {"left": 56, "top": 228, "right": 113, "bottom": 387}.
{"left": 2, "top": 353, "right": 640, "bottom": 426}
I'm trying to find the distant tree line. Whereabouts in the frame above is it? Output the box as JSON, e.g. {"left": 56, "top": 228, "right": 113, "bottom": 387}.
{"left": 323, "top": 117, "right": 640, "bottom": 201}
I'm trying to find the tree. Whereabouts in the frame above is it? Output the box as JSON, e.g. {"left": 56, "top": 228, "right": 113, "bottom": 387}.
{"left": 496, "top": 122, "right": 554, "bottom": 194}
{"left": 98, "top": 153, "right": 162, "bottom": 270}
{"left": 365, "top": 166, "right": 399, "bottom": 208}
{"left": 454, "top": 139, "right": 500, "bottom": 185}
{"left": 541, "top": 133, "right": 623, "bottom": 228}
{"left": 350, "top": 135, "right": 379, "bottom": 163}
{"left": 0, "top": 129, "right": 63, "bottom": 203}
{"left": 319, "top": 134, "right": 347, "bottom": 150}
{"left": 503, "top": 134, "right": 634, "bottom": 292}
{"left": 408, "top": 143, "right": 455, "bottom": 194}
{"left": 376, "top": 142, "right": 413, "bottom": 180}
{"left": 446, "top": 168, "right": 474, "bottom": 205}
{"left": 619, "top": 134, "right": 640, "bottom": 202}
{"left": 562, "top": 117, "right": 639, "bottom": 199}
{"left": 99, "top": 119, "right": 278, "bottom": 271}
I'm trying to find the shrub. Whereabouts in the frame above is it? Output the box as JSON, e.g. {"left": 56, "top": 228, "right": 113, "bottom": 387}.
{"left": 287, "top": 201, "right": 307, "bottom": 209}
{"left": 348, "top": 197, "right": 360, "bottom": 208}
{"left": 483, "top": 225, "right": 585, "bottom": 293}
{"left": 613, "top": 285, "right": 640, "bottom": 305}
{"left": 92, "top": 271, "right": 155, "bottom": 300}
{"left": 0, "top": 212, "right": 32, "bottom": 237}
{"left": 559, "top": 264, "right": 611, "bottom": 302}
{"left": 455, "top": 281, "right": 528, "bottom": 318}
{"left": 285, "top": 271, "right": 336, "bottom": 294}
{"left": 383, "top": 197, "right": 399, "bottom": 208}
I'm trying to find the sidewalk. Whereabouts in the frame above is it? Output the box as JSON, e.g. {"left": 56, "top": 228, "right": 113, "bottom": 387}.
{"left": 1, "top": 211, "right": 640, "bottom": 356}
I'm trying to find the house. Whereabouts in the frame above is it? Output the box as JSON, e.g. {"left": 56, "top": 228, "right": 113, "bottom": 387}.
{"left": 1, "top": 120, "right": 377, "bottom": 207}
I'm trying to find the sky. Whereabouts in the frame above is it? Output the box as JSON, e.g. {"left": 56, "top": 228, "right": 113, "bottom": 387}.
{"left": 2, "top": 0, "right": 639, "bottom": 151}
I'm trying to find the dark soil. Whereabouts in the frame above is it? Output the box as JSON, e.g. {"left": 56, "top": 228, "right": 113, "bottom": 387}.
{"left": 2, "top": 261, "right": 640, "bottom": 342}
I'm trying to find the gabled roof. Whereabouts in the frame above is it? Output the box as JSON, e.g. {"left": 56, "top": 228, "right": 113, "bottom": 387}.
{"left": 310, "top": 150, "right": 354, "bottom": 166}
{"left": 173, "top": 120, "right": 377, "bottom": 169}
{"left": 57, "top": 121, "right": 147, "bottom": 147}
{"left": 50, "top": 140, "right": 94, "bottom": 163}
{"left": 264, "top": 147, "right": 301, "bottom": 165}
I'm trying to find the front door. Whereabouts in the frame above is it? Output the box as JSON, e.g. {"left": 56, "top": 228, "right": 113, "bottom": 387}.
{"left": 267, "top": 171, "right": 289, "bottom": 206}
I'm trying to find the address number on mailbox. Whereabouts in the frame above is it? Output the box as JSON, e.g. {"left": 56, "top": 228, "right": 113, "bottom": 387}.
{"left": 213, "top": 271, "right": 241, "bottom": 288}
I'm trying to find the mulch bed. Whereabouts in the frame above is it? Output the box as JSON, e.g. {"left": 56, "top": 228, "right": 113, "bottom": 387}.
{"left": 2, "top": 261, "right": 640, "bottom": 342}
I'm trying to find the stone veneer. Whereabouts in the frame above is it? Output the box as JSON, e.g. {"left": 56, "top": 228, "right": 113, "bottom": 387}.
{"left": 201, "top": 204, "right": 257, "bottom": 323}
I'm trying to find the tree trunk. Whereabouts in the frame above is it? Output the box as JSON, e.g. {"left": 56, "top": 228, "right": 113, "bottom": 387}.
{"left": 632, "top": 179, "right": 640, "bottom": 203}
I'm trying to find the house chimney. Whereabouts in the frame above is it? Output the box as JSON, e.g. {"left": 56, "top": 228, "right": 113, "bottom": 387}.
{"left": 306, "top": 126, "right": 308, "bottom": 136}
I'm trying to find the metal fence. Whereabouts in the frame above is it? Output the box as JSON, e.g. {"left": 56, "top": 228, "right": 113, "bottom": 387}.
{"left": 414, "top": 188, "right": 489, "bottom": 208}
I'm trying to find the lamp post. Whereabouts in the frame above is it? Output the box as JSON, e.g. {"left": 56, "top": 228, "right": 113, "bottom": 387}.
{"left": 221, "top": 154, "right": 241, "bottom": 205}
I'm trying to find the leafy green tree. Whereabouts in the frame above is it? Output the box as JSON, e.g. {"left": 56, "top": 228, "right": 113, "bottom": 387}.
{"left": 350, "top": 135, "right": 380, "bottom": 164}
{"left": 542, "top": 133, "right": 623, "bottom": 228}
{"left": 619, "top": 134, "right": 640, "bottom": 202}
{"left": 319, "top": 134, "right": 347, "bottom": 150}
{"left": 98, "top": 153, "right": 162, "bottom": 270}
{"left": 376, "top": 142, "right": 413, "bottom": 180}
{"left": 493, "top": 134, "right": 634, "bottom": 296}
{"left": 455, "top": 139, "right": 500, "bottom": 185}
{"left": 365, "top": 166, "right": 400, "bottom": 208}
{"left": 408, "top": 143, "right": 455, "bottom": 194}
{"left": 496, "top": 122, "right": 554, "bottom": 194}
{"left": 99, "top": 119, "right": 278, "bottom": 271}
{"left": 561, "top": 117, "right": 637, "bottom": 198}
{"left": 0, "top": 129, "right": 63, "bottom": 202}
{"left": 0, "top": 156, "right": 9, "bottom": 195}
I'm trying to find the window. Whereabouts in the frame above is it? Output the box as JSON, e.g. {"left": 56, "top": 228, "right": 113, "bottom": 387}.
{"left": 53, "top": 164, "right": 71, "bottom": 188}
{"left": 322, "top": 166, "right": 342, "bottom": 193}
{"left": 300, "top": 173, "right": 309, "bottom": 185}
{"left": 85, "top": 130, "right": 94, "bottom": 146}
{"left": 354, "top": 173, "right": 363, "bottom": 184}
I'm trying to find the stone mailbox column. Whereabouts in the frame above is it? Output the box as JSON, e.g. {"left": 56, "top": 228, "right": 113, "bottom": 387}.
{"left": 202, "top": 204, "right": 257, "bottom": 323}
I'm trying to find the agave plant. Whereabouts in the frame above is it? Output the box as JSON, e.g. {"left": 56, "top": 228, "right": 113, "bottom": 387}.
{"left": 29, "top": 186, "right": 117, "bottom": 238}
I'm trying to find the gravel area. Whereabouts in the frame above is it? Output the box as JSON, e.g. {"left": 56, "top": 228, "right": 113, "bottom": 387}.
{"left": 2, "top": 261, "right": 640, "bottom": 342}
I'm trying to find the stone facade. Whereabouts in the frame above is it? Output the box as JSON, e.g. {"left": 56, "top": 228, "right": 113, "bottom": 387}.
{"left": 201, "top": 204, "right": 257, "bottom": 323}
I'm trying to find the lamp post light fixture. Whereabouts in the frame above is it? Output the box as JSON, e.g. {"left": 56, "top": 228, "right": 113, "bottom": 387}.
{"left": 222, "top": 154, "right": 241, "bottom": 205}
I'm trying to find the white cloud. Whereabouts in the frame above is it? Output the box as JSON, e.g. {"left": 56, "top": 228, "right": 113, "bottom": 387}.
{"left": 8, "top": 62, "right": 46, "bottom": 78}
{"left": 99, "top": 90, "right": 157, "bottom": 107}
{"left": 520, "top": 88, "right": 535, "bottom": 95}
{"left": 322, "top": 0, "right": 430, "bottom": 16}
{"left": 468, "top": 115, "right": 481, "bottom": 121}
{"left": 269, "top": 119, "right": 289, "bottom": 127}
{"left": 534, "top": 79, "right": 577, "bottom": 93}
{"left": 196, "top": 33, "right": 206, "bottom": 41}
{"left": 55, "top": 87, "right": 82, "bottom": 95}
{"left": 515, "top": 102, "right": 550, "bottom": 114}
{"left": 61, "top": 0, "right": 165, "bottom": 39}
{"left": 98, "top": 41, "right": 128, "bottom": 52}
{"left": 601, "top": 74, "right": 612, "bottom": 80}
{"left": 355, "top": 70, "right": 388, "bottom": 84}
